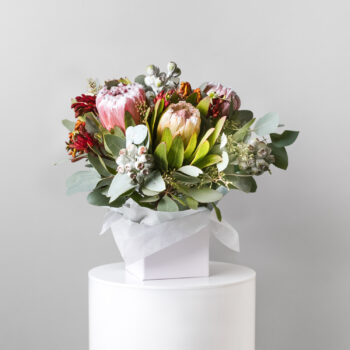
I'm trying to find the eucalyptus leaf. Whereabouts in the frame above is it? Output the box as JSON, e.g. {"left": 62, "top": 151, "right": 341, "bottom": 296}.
{"left": 134, "top": 74, "right": 146, "bottom": 86}
{"left": 217, "top": 151, "right": 229, "bottom": 171}
{"left": 185, "top": 196, "right": 198, "bottom": 210}
{"left": 254, "top": 112, "right": 279, "bottom": 136}
{"left": 126, "top": 124, "right": 148, "bottom": 145}
{"left": 141, "top": 187, "right": 160, "bottom": 196}
{"left": 139, "top": 195, "right": 160, "bottom": 203}
{"left": 87, "top": 190, "right": 110, "bottom": 206}
{"left": 173, "top": 172, "right": 201, "bottom": 184}
{"left": 157, "top": 195, "right": 179, "bottom": 212}
{"left": 66, "top": 170, "right": 100, "bottom": 196}
{"left": 112, "top": 126, "right": 125, "bottom": 138}
{"left": 124, "top": 111, "right": 136, "bottom": 129}
{"left": 88, "top": 153, "right": 110, "bottom": 177}
{"left": 62, "top": 119, "right": 75, "bottom": 132}
{"left": 144, "top": 171, "right": 166, "bottom": 192}
{"left": 270, "top": 130, "right": 299, "bottom": 148}
{"left": 225, "top": 175, "right": 257, "bottom": 193}
{"left": 187, "top": 187, "right": 223, "bottom": 203}
{"left": 107, "top": 173, "right": 136, "bottom": 202}
{"left": 230, "top": 110, "right": 254, "bottom": 125}
{"left": 231, "top": 119, "right": 255, "bottom": 142}
{"left": 178, "top": 165, "right": 203, "bottom": 177}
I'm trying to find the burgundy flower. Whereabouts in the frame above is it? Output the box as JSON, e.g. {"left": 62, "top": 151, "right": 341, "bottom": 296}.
{"left": 71, "top": 94, "right": 97, "bottom": 118}
{"left": 153, "top": 89, "right": 176, "bottom": 109}
{"left": 66, "top": 120, "right": 95, "bottom": 160}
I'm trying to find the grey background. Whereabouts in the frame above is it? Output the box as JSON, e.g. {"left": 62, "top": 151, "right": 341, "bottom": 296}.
{"left": 1, "top": 0, "right": 349, "bottom": 349}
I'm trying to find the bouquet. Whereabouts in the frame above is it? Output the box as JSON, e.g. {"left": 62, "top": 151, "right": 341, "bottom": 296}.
{"left": 63, "top": 61, "right": 298, "bottom": 221}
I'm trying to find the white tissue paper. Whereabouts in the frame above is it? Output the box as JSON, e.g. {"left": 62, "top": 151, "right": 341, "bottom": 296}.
{"left": 100, "top": 200, "right": 239, "bottom": 265}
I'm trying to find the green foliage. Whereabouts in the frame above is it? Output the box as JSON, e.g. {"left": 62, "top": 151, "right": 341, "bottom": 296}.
{"left": 66, "top": 170, "right": 100, "bottom": 195}
{"left": 154, "top": 142, "right": 168, "bottom": 171}
{"left": 254, "top": 112, "right": 279, "bottom": 136}
{"left": 168, "top": 135, "right": 184, "bottom": 169}
{"left": 208, "top": 117, "right": 226, "bottom": 148}
{"left": 159, "top": 127, "right": 172, "bottom": 152}
{"left": 184, "top": 133, "right": 197, "bottom": 160}
{"left": 225, "top": 174, "right": 257, "bottom": 193}
{"left": 186, "top": 92, "right": 199, "bottom": 106}
{"left": 124, "top": 111, "right": 136, "bottom": 129}
{"left": 196, "top": 96, "right": 211, "bottom": 117}
{"left": 62, "top": 119, "right": 75, "bottom": 131}
{"left": 194, "top": 154, "right": 222, "bottom": 169}
{"left": 107, "top": 173, "right": 136, "bottom": 202}
{"left": 178, "top": 165, "right": 203, "bottom": 177}
{"left": 88, "top": 153, "right": 111, "bottom": 177}
{"left": 231, "top": 119, "right": 255, "bottom": 142}
{"left": 269, "top": 144, "right": 288, "bottom": 169}
{"left": 172, "top": 172, "right": 201, "bottom": 184}
{"left": 191, "top": 140, "right": 210, "bottom": 165}
{"left": 212, "top": 203, "right": 222, "bottom": 222}
{"left": 144, "top": 171, "right": 166, "bottom": 192}
{"left": 150, "top": 98, "right": 165, "bottom": 140}
{"left": 87, "top": 190, "right": 109, "bottom": 206}
{"left": 270, "top": 130, "right": 299, "bottom": 148}
{"left": 229, "top": 110, "right": 254, "bottom": 125}
{"left": 104, "top": 134, "right": 125, "bottom": 157}
{"left": 157, "top": 195, "right": 179, "bottom": 212}
{"left": 186, "top": 187, "right": 223, "bottom": 203}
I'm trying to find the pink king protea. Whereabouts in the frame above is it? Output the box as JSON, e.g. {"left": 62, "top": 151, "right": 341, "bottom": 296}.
{"left": 96, "top": 83, "right": 146, "bottom": 132}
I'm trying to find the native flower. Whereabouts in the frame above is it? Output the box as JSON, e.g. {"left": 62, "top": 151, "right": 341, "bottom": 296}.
{"left": 204, "top": 83, "right": 241, "bottom": 117}
{"left": 71, "top": 94, "right": 97, "bottom": 118}
{"left": 157, "top": 101, "right": 201, "bottom": 146}
{"left": 96, "top": 83, "right": 146, "bottom": 132}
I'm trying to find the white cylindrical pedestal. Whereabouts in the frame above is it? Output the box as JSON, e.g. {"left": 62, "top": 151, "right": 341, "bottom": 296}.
{"left": 89, "top": 262, "right": 256, "bottom": 350}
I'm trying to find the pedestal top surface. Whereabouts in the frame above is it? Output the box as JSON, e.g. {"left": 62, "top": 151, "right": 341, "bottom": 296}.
{"left": 89, "top": 262, "right": 255, "bottom": 290}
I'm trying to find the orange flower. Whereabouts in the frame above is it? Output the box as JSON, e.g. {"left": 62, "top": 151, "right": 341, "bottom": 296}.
{"left": 178, "top": 81, "right": 192, "bottom": 99}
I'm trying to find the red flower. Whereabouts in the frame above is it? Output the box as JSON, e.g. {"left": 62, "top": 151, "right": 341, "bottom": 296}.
{"left": 210, "top": 98, "right": 226, "bottom": 118}
{"left": 153, "top": 89, "right": 176, "bottom": 109}
{"left": 66, "top": 120, "right": 95, "bottom": 160}
{"left": 71, "top": 94, "right": 97, "bottom": 118}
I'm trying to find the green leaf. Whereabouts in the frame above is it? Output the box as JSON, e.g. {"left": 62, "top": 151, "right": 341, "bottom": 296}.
{"left": 87, "top": 190, "right": 110, "bottom": 206}
{"left": 159, "top": 127, "right": 173, "bottom": 152}
{"left": 66, "top": 170, "right": 100, "bottom": 196}
{"left": 84, "top": 113, "right": 100, "bottom": 134}
{"left": 185, "top": 196, "right": 198, "bottom": 210}
{"left": 144, "top": 171, "right": 166, "bottom": 192}
{"left": 104, "top": 134, "right": 125, "bottom": 157}
{"left": 270, "top": 130, "right": 299, "bottom": 148}
{"left": 191, "top": 140, "right": 210, "bottom": 165}
{"left": 173, "top": 172, "right": 201, "bottom": 184}
{"left": 208, "top": 116, "right": 226, "bottom": 148}
{"left": 154, "top": 142, "right": 168, "bottom": 171}
{"left": 151, "top": 98, "right": 165, "bottom": 135}
{"left": 134, "top": 74, "right": 146, "bottom": 85}
{"left": 231, "top": 119, "right": 255, "bottom": 142}
{"left": 194, "top": 154, "right": 222, "bottom": 169}
{"left": 62, "top": 119, "right": 75, "bottom": 131}
{"left": 254, "top": 112, "right": 279, "bottom": 136}
{"left": 88, "top": 153, "right": 110, "bottom": 177}
{"left": 139, "top": 195, "right": 160, "bottom": 203}
{"left": 141, "top": 187, "right": 160, "bottom": 196}
{"left": 124, "top": 111, "right": 136, "bottom": 129}
{"left": 217, "top": 151, "right": 229, "bottom": 172}
{"left": 186, "top": 92, "right": 198, "bottom": 106}
{"left": 168, "top": 135, "right": 184, "bottom": 169}
{"left": 157, "top": 195, "right": 179, "bottom": 212}
{"left": 112, "top": 126, "right": 125, "bottom": 138}
{"left": 184, "top": 132, "right": 197, "bottom": 160}
{"left": 187, "top": 187, "right": 223, "bottom": 203}
{"left": 229, "top": 110, "right": 254, "bottom": 124}
{"left": 269, "top": 144, "right": 288, "bottom": 170}
{"left": 225, "top": 175, "right": 257, "bottom": 193}
{"left": 197, "top": 128, "right": 215, "bottom": 150}
{"left": 212, "top": 202, "right": 222, "bottom": 222}
{"left": 107, "top": 173, "right": 136, "bottom": 202}
{"left": 178, "top": 165, "right": 203, "bottom": 177}
{"left": 196, "top": 96, "right": 211, "bottom": 117}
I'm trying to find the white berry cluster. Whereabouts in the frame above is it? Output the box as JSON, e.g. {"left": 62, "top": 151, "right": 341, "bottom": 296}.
{"left": 116, "top": 144, "right": 154, "bottom": 183}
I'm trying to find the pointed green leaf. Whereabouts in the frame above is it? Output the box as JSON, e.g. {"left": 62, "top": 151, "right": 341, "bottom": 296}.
{"left": 231, "top": 119, "right": 255, "bottom": 142}
{"left": 157, "top": 195, "right": 179, "bottom": 212}
{"left": 185, "top": 196, "right": 198, "bottom": 210}
{"left": 66, "top": 170, "right": 100, "bottom": 196}
{"left": 186, "top": 92, "right": 198, "bottom": 106}
{"left": 62, "top": 119, "right": 75, "bottom": 131}
{"left": 154, "top": 142, "right": 168, "bottom": 171}
{"left": 88, "top": 153, "right": 111, "bottom": 177}
{"left": 107, "top": 173, "right": 136, "bottom": 202}
{"left": 173, "top": 172, "right": 201, "bottom": 184}
{"left": 255, "top": 112, "right": 279, "bottom": 136}
{"left": 87, "top": 190, "right": 110, "bottom": 206}
{"left": 212, "top": 203, "right": 222, "bottom": 222}
{"left": 124, "top": 111, "right": 136, "bottom": 129}
{"left": 159, "top": 127, "right": 173, "bottom": 152}
{"left": 104, "top": 134, "right": 125, "bottom": 157}
{"left": 208, "top": 116, "right": 226, "bottom": 148}
{"left": 196, "top": 96, "right": 211, "bottom": 117}
{"left": 196, "top": 128, "right": 215, "bottom": 150}
{"left": 139, "top": 195, "right": 160, "bottom": 203}
{"left": 184, "top": 132, "right": 197, "bottom": 160}
{"left": 178, "top": 165, "right": 203, "bottom": 177}
{"left": 151, "top": 98, "right": 165, "bottom": 134}
{"left": 191, "top": 140, "right": 210, "bottom": 165}
{"left": 168, "top": 135, "right": 184, "bottom": 169}
{"left": 229, "top": 110, "right": 254, "bottom": 124}
{"left": 269, "top": 144, "right": 288, "bottom": 169}
{"left": 270, "top": 130, "right": 299, "bottom": 148}
{"left": 112, "top": 126, "right": 125, "bottom": 138}
{"left": 194, "top": 154, "right": 222, "bottom": 169}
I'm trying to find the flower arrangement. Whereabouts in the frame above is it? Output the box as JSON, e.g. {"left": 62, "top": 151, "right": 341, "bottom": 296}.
{"left": 63, "top": 62, "right": 298, "bottom": 220}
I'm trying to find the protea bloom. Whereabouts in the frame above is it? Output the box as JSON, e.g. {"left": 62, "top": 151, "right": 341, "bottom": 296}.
{"left": 71, "top": 94, "right": 97, "bottom": 118}
{"left": 96, "top": 83, "right": 146, "bottom": 132}
{"left": 157, "top": 101, "right": 201, "bottom": 146}
{"left": 204, "top": 82, "right": 240, "bottom": 117}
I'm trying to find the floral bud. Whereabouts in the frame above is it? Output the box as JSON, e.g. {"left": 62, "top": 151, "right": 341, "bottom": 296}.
{"left": 138, "top": 154, "right": 148, "bottom": 163}
{"left": 119, "top": 148, "right": 127, "bottom": 156}
{"left": 116, "top": 155, "right": 127, "bottom": 166}
{"left": 135, "top": 161, "right": 144, "bottom": 170}
{"left": 142, "top": 168, "right": 150, "bottom": 176}
{"left": 256, "top": 159, "right": 269, "bottom": 170}
{"left": 155, "top": 77, "right": 162, "bottom": 88}
{"left": 138, "top": 146, "right": 147, "bottom": 156}
{"left": 146, "top": 65, "right": 156, "bottom": 76}
{"left": 117, "top": 165, "right": 125, "bottom": 174}
{"left": 127, "top": 144, "right": 138, "bottom": 156}
{"left": 128, "top": 172, "right": 137, "bottom": 180}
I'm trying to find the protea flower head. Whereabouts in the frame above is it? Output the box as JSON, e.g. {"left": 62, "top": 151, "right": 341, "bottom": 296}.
{"left": 157, "top": 101, "right": 201, "bottom": 146}
{"left": 96, "top": 83, "right": 146, "bottom": 132}
{"left": 204, "top": 82, "right": 241, "bottom": 116}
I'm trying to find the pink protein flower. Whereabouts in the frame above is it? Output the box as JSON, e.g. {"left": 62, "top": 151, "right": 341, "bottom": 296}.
{"left": 204, "top": 82, "right": 241, "bottom": 116}
{"left": 96, "top": 83, "right": 146, "bottom": 132}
